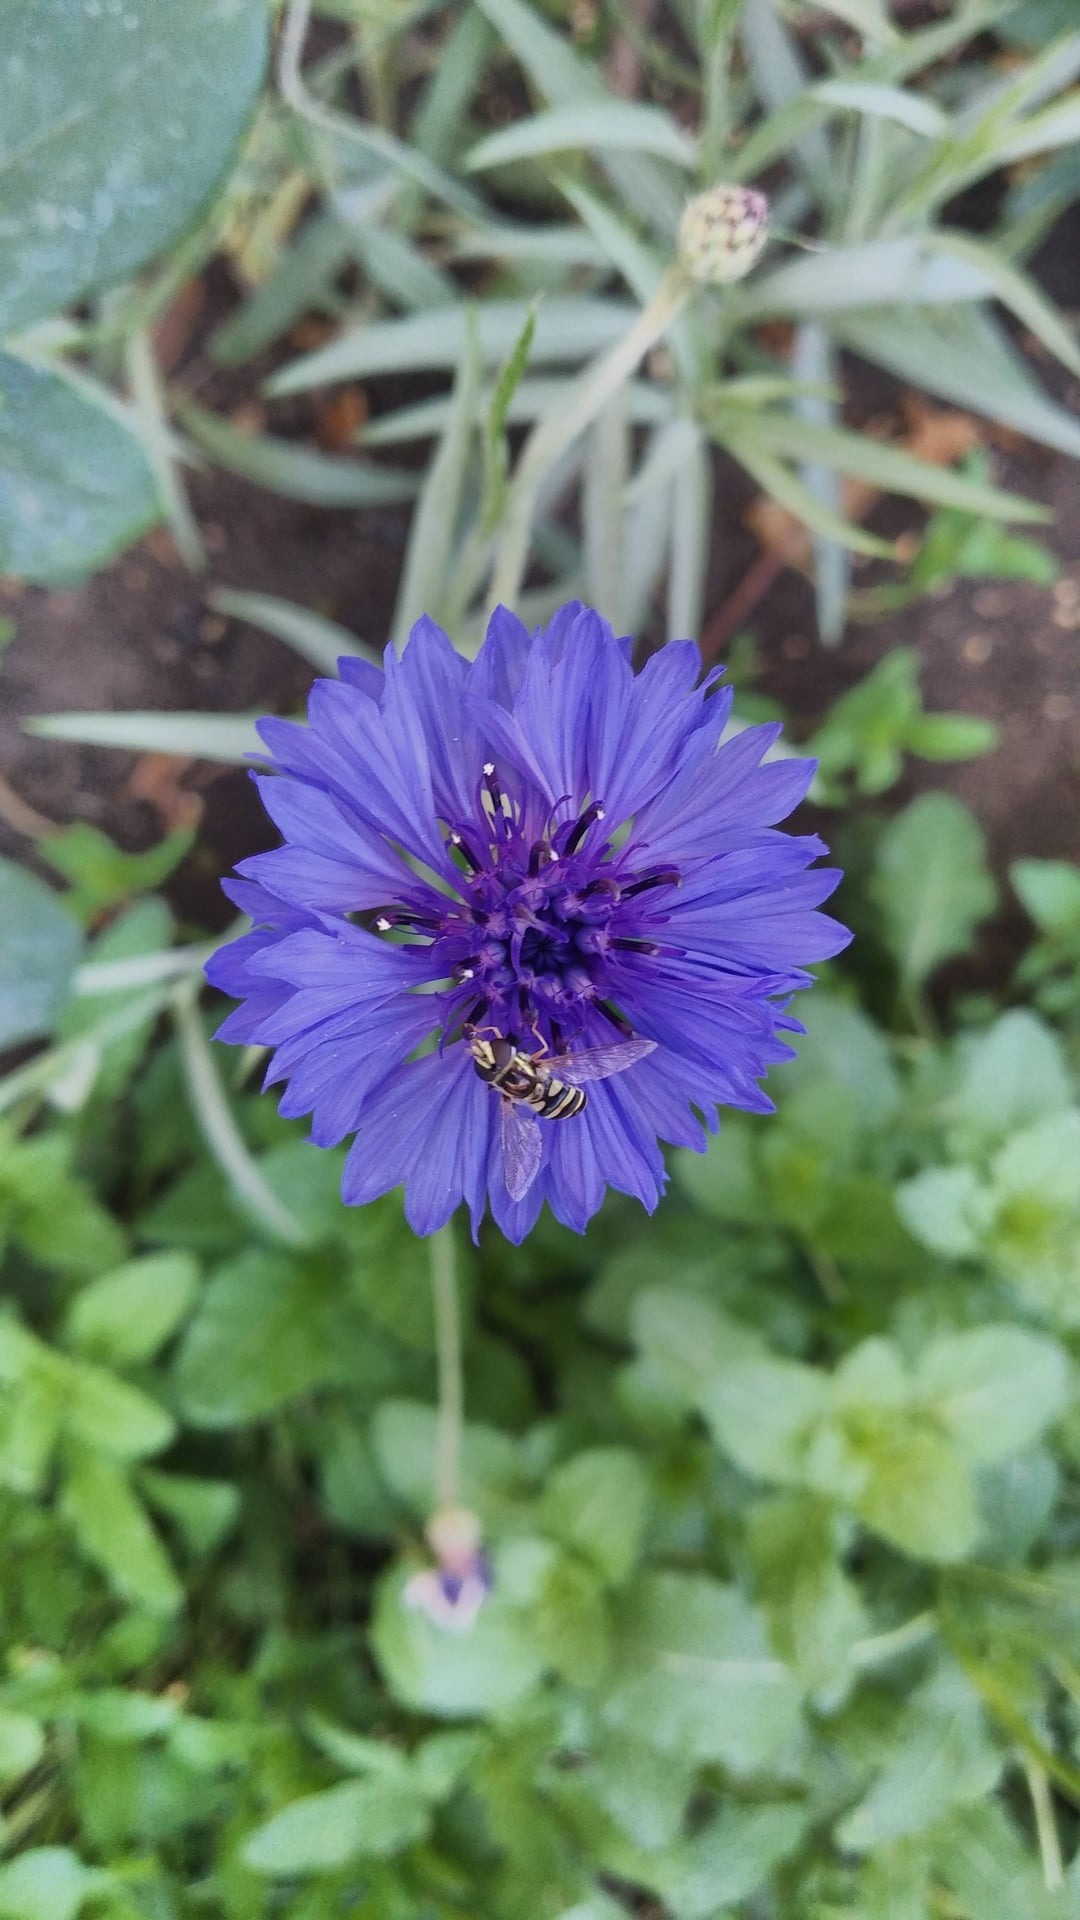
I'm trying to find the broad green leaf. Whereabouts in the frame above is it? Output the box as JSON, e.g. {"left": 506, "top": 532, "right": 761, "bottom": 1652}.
{"left": 916, "top": 1327, "right": 1069, "bottom": 1463}
{"left": 839, "top": 1667, "right": 1000, "bottom": 1851}
{"left": 244, "top": 1776, "right": 430, "bottom": 1875}
{"left": 466, "top": 102, "right": 697, "bottom": 172}
{"left": 0, "top": 1850, "right": 99, "bottom": 1920}
{"left": 178, "top": 402, "right": 418, "bottom": 509}
{"left": 0, "top": 857, "right": 82, "bottom": 1050}
{"left": 1012, "top": 858, "right": 1080, "bottom": 933}
{"left": 655, "top": 1802, "right": 810, "bottom": 1920}
{"left": 373, "top": 1565, "right": 547, "bottom": 1718}
{"left": 61, "top": 1452, "right": 181, "bottom": 1615}
{"left": 589, "top": 1734, "right": 696, "bottom": 1853}
{"left": 0, "top": 354, "right": 160, "bottom": 585}
{"left": 41, "top": 824, "right": 192, "bottom": 924}
{"left": 871, "top": 794, "right": 998, "bottom": 989}
{"left": 370, "top": 1401, "right": 523, "bottom": 1517}
{"left": 0, "top": 0, "right": 269, "bottom": 331}
{"left": 748, "top": 1494, "right": 866, "bottom": 1704}
{"left": 62, "top": 1354, "right": 175, "bottom": 1460}
{"left": 895, "top": 1167, "right": 985, "bottom": 1260}
{"left": 139, "top": 1471, "right": 240, "bottom": 1557}
{"left": 64, "top": 1253, "right": 199, "bottom": 1366}
{"left": 535, "top": 1552, "right": 612, "bottom": 1689}
{"left": 951, "top": 1011, "right": 1072, "bottom": 1151}
{"left": 26, "top": 709, "right": 263, "bottom": 763}
{"left": 174, "top": 1251, "right": 394, "bottom": 1427}
{"left": 603, "top": 1572, "right": 803, "bottom": 1770}
{"left": 0, "top": 1709, "right": 45, "bottom": 1783}
{"left": 850, "top": 1424, "right": 978, "bottom": 1563}
{"left": 540, "top": 1448, "right": 649, "bottom": 1587}
{"left": 267, "top": 298, "right": 638, "bottom": 398}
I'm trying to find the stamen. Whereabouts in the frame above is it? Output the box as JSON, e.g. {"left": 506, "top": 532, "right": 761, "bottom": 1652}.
{"left": 597, "top": 1000, "right": 634, "bottom": 1038}
{"left": 623, "top": 867, "right": 681, "bottom": 898}
{"left": 564, "top": 800, "right": 606, "bottom": 856}
{"left": 374, "top": 909, "right": 441, "bottom": 933}
{"left": 447, "top": 828, "right": 483, "bottom": 875}
{"left": 613, "top": 937, "right": 660, "bottom": 956}
{"left": 528, "top": 839, "right": 549, "bottom": 877}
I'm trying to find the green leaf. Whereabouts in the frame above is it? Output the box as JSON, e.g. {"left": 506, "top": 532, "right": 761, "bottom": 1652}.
{"left": 741, "top": 411, "right": 1048, "bottom": 523}
{"left": 838, "top": 1666, "right": 1001, "bottom": 1852}
{"left": 243, "top": 1776, "right": 430, "bottom": 1875}
{"left": 178, "top": 402, "right": 418, "bottom": 509}
{"left": 267, "top": 298, "right": 638, "bottom": 397}
{"left": 540, "top": 1448, "right": 649, "bottom": 1587}
{"left": 207, "top": 589, "right": 366, "bottom": 676}
{"left": 372, "top": 1566, "right": 547, "bottom": 1718}
{"left": 466, "top": 102, "right": 697, "bottom": 172}
{"left": 589, "top": 1734, "right": 696, "bottom": 1853}
{"left": 39, "top": 823, "right": 194, "bottom": 923}
{"left": 952, "top": 1011, "right": 1072, "bottom": 1151}
{"left": 139, "top": 1471, "right": 239, "bottom": 1558}
{"left": 916, "top": 1327, "right": 1069, "bottom": 1463}
{"left": 370, "top": 1401, "right": 523, "bottom": 1517}
{"left": 26, "top": 709, "right": 263, "bottom": 763}
{"left": 0, "top": 354, "right": 161, "bottom": 582}
{"left": 61, "top": 1451, "right": 181, "bottom": 1615}
{"left": 0, "top": 1709, "right": 45, "bottom": 1783}
{"left": 64, "top": 1253, "right": 199, "bottom": 1365}
{"left": 391, "top": 321, "right": 481, "bottom": 644}
{"left": 0, "top": 0, "right": 268, "bottom": 330}
{"left": 833, "top": 306, "right": 1080, "bottom": 460}
{"left": 0, "top": 856, "right": 82, "bottom": 1050}
{"left": 871, "top": 794, "right": 998, "bottom": 989}
{"left": 63, "top": 1354, "right": 175, "bottom": 1460}
{"left": 655, "top": 1802, "right": 810, "bottom": 1920}
{"left": 895, "top": 1167, "right": 985, "bottom": 1260}
{"left": 1012, "top": 858, "right": 1080, "bottom": 934}
{"left": 174, "top": 1250, "right": 392, "bottom": 1427}
{"left": 535, "top": 1552, "right": 612, "bottom": 1689}
{"left": 748, "top": 1494, "right": 867, "bottom": 1703}
{"left": 845, "top": 1423, "right": 979, "bottom": 1565}
{"left": 602, "top": 1572, "right": 803, "bottom": 1770}
{"left": 0, "top": 1850, "right": 99, "bottom": 1920}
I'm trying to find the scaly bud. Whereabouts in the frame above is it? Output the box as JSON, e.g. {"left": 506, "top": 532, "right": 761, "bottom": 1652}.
{"left": 677, "top": 184, "right": 769, "bottom": 287}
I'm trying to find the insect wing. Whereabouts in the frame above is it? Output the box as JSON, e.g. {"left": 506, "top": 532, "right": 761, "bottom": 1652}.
{"left": 546, "top": 1036, "right": 657, "bottom": 1085}
{"left": 500, "top": 1098, "right": 543, "bottom": 1201}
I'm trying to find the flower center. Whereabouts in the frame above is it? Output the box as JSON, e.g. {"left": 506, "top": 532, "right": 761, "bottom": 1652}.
{"left": 374, "top": 764, "right": 680, "bottom": 1042}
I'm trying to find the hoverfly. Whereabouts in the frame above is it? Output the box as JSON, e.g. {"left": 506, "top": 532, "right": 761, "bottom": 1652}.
{"left": 464, "top": 1025, "right": 656, "bottom": 1201}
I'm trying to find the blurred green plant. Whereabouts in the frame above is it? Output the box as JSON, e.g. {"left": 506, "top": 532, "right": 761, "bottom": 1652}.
{"left": 3, "top": 648, "right": 1080, "bottom": 1913}
{"left": 1, "top": 0, "right": 1078, "bottom": 658}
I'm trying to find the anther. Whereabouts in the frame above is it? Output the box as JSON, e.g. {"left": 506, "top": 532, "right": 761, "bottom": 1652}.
{"left": 623, "top": 867, "right": 681, "bottom": 898}
{"left": 613, "top": 937, "right": 660, "bottom": 956}
{"left": 564, "top": 800, "right": 606, "bottom": 856}
{"left": 447, "top": 828, "right": 483, "bottom": 875}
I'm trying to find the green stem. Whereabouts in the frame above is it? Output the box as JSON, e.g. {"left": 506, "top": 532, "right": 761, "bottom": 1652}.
{"left": 430, "top": 1221, "right": 464, "bottom": 1511}
{"left": 1024, "top": 1758, "right": 1065, "bottom": 1892}
{"left": 486, "top": 264, "right": 694, "bottom": 613}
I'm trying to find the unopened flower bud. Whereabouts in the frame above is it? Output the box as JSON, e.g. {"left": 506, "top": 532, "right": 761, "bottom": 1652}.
{"left": 426, "top": 1504, "right": 483, "bottom": 1569}
{"left": 677, "top": 184, "right": 769, "bottom": 286}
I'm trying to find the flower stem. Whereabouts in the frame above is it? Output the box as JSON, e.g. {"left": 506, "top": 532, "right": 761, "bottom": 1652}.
{"left": 487, "top": 263, "right": 694, "bottom": 614}
{"left": 1024, "top": 1758, "right": 1065, "bottom": 1892}
{"left": 430, "top": 1221, "right": 464, "bottom": 1511}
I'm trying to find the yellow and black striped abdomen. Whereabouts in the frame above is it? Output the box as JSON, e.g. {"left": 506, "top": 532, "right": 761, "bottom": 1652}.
{"left": 530, "top": 1078, "right": 587, "bottom": 1120}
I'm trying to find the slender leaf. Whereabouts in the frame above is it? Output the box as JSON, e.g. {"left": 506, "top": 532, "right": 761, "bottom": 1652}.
{"left": 207, "top": 590, "right": 368, "bottom": 675}
{"left": 26, "top": 711, "right": 263, "bottom": 763}
{"left": 467, "top": 102, "right": 698, "bottom": 172}
{"left": 178, "top": 401, "right": 417, "bottom": 507}
{"left": 267, "top": 298, "right": 638, "bottom": 396}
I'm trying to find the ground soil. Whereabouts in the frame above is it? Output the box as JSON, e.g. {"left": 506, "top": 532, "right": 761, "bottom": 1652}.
{"left": 1, "top": 226, "right": 1077, "bottom": 954}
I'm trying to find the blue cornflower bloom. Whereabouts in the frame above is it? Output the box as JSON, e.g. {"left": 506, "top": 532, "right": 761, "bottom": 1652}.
{"left": 207, "top": 603, "right": 849, "bottom": 1242}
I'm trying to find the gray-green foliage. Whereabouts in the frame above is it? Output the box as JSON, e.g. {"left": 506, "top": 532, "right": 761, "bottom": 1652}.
{"left": 3, "top": 751, "right": 1080, "bottom": 1916}
{"left": 1, "top": 0, "right": 1077, "bottom": 632}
